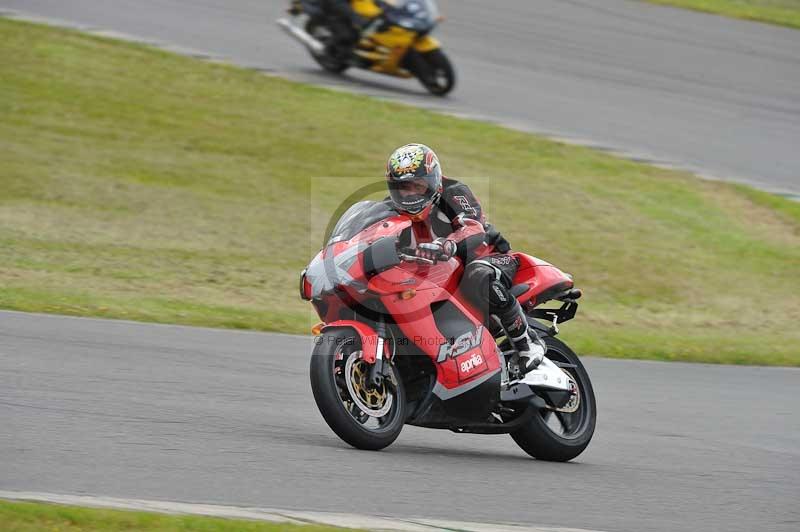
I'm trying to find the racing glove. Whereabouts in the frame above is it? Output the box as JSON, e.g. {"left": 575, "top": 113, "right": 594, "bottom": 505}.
{"left": 416, "top": 238, "right": 456, "bottom": 262}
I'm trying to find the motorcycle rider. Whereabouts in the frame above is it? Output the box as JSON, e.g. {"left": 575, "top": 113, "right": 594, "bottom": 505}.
{"left": 290, "top": 0, "right": 381, "bottom": 59}
{"left": 385, "top": 143, "right": 547, "bottom": 373}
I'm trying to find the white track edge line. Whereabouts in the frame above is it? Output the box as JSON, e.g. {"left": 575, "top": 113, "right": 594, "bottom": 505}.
{"left": 0, "top": 491, "right": 605, "bottom": 532}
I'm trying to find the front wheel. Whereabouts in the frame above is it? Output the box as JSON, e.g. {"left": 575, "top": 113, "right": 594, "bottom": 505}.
{"left": 405, "top": 49, "right": 456, "bottom": 96}
{"left": 510, "top": 336, "right": 596, "bottom": 462}
{"left": 310, "top": 330, "right": 406, "bottom": 450}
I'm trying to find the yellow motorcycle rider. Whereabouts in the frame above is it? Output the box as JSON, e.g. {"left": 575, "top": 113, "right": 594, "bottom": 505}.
{"left": 290, "top": 1, "right": 382, "bottom": 58}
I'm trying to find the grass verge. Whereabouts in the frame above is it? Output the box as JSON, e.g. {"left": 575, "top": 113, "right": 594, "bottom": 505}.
{"left": 0, "top": 500, "right": 352, "bottom": 532}
{"left": 1, "top": 18, "right": 799, "bottom": 365}
{"left": 641, "top": 0, "right": 800, "bottom": 29}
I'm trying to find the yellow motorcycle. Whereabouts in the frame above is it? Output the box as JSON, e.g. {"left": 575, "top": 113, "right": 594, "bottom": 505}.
{"left": 278, "top": 0, "right": 455, "bottom": 96}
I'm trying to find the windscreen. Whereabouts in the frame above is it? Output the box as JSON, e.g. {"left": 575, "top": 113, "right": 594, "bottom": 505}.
{"left": 382, "top": 0, "right": 438, "bottom": 29}
{"left": 327, "top": 200, "right": 397, "bottom": 245}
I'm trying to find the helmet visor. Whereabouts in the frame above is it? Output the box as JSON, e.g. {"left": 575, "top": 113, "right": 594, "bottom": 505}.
{"left": 388, "top": 177, "right": 436, "bottom": 214}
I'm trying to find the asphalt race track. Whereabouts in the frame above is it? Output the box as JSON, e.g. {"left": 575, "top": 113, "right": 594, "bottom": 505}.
{"left": 1, "top": 0, "right": 799, "bottom": 195}
{"left": 2, "top": 311, "right": 799, "bottom": 532}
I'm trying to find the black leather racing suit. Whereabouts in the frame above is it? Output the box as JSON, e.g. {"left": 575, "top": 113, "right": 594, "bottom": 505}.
{"left": 321, "top": 0, "right": 366, "bottom": 45}
{"left": 397, "top": 177, "right": 529, "bottom": 344}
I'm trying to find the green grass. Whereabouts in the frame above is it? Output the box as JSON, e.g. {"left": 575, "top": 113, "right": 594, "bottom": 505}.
{"left": 0, "top": 500, "right": 353, "bottom": 532}
{"left": 1, "top": 18, "right": 799, "bottom": 365}
{"left": 641, "top": 0, "right": 800, "bottom": 29}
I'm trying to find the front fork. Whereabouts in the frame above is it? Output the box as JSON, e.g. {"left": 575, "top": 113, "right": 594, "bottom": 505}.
{"left": 368, "top": 323, "right": 388, "bottom": 388}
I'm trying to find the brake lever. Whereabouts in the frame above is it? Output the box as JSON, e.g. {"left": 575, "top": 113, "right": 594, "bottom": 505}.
{"left": 398, "top": 253, "right": 435, "bottom": 265}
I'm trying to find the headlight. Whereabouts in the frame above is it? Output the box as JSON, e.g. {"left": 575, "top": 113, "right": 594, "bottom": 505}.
{"left": 299, "top": 269, "right": 310, "bottom": 300}
{"left": 305, "top": 245, "right": 362, "bottom": 298}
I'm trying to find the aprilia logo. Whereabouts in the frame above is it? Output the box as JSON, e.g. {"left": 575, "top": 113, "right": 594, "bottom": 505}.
{"left": 436, "top": 326, "right": 483, "bottom": 362}
{"left": 455, "top": 349, "right": 489, "bottom": 382}
{"left": 459, "top": 353, "right": 485, "bottom": 374}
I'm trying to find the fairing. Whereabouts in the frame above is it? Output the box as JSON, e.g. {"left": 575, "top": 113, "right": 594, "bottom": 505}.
{"left": 511, "top": 253, "right": 574, "bottom": 306}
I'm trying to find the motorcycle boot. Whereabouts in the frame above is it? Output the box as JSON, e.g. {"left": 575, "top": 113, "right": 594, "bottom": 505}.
{"left": 499, "top": 303, "right": 546, "bottom": 374}
{"left": 513, "top": 327, "right": 547, "bottom": 374}
{"left": 488, "top": 278, "right": 546, "bottom": 374}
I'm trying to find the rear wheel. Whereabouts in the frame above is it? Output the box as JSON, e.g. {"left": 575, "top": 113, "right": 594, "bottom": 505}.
{"left": 510, "top": 336, "right": 596, "bottom": 462}
{"left": 310, "top": 330, "right": 406, "bottom": 450}
{"left": 405, "top": 49, "right": 455, "bottom": 96}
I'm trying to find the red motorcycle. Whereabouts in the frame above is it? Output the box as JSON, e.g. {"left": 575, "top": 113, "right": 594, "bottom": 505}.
{"left": 301, "top": 201, "right": 596, "bottom": 461}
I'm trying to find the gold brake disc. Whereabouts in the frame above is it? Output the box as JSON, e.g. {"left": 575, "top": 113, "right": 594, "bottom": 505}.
{"left": 351, "top": 360, "right": 387, "bottom": 408}
{"left": 344, "top": 355, "right": 393, "bottom": 417}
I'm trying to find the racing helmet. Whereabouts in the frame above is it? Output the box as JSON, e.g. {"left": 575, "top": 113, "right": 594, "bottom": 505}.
{"left": 386, "top": 143, "right": 443, "bottom": 219}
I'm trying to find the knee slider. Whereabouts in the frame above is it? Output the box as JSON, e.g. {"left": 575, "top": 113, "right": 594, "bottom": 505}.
{"left": 486, "top": 279, "right": 514, "bottom": 311}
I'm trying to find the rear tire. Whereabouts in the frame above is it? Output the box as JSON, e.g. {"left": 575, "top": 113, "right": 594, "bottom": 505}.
{"left": 405, "top": 49, "right": 455, "bottom": 96}
{"left": 510, "top": 336, "right": 596, "bottom": 462}
{"left": 310, "top": 330, "right": 406, "bottom": 450}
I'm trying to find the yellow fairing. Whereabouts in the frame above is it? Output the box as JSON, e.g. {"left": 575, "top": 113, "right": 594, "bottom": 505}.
{"left": 351, "top": 0, "right": 383, "bottom": 18}
{"left": 413, "top": 36, "right": 441, "bottom": 53}
{"left": 370, "top": 26, "right": 417, "bottom": 48}
{"left": 356, "top": 7, "right": 442, "bottom": 76}
{"left": 367, "top": 28, "right": 416, "bottom": 75}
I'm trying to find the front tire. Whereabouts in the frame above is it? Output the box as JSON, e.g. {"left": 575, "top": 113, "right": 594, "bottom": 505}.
{"left": 405, "top": 49, "right": 456, "bottom": 96}
{"left": 310, "top": 330, "right": 406, "bottom": 450}
{"left": 510, "top": 336, "right": 596, "bottom": 462}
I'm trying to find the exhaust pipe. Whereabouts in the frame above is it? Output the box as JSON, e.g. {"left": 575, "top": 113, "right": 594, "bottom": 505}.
{"left": 276, "top": 18, "right": 325, "bottom": 55}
